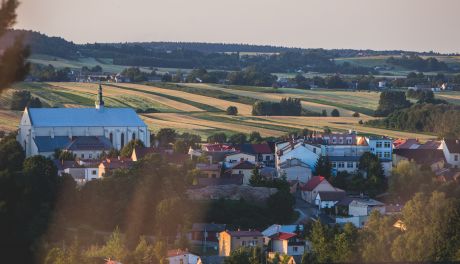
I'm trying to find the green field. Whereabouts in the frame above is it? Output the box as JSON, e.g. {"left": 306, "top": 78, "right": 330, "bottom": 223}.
{"left": 0, "top": 81, "right": 449, "bottom": 141}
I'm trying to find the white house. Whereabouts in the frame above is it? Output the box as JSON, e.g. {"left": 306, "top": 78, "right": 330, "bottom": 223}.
{"left": 314, "top": 190, "right": 346, "bottom": 209}
{"left": 17, "top": 84, "right": 150, "bottom": 158}
{"left": 278, "top": 158, "right": 312, "bottom": 183}
{"left": 167, "top": 249, "right": 202, "bottom": 264}
{"left": 229, "top": 160, "right": 256, "bottom": 185}
{"left": 349, "top": 198, "right": 385, "bottom": 217}
{"left": 301, "top": 176, "right": 339, "bottom": 204}
{"left": 276, "top": 140, "right": 320, "bottom": 179}
{"left": 366, "top": 136, "right": 393, "bottom": 176}
{"left": 262, "top": 224, "right": 303, "bottom": 245}
{"left": 224, "top": 152, "right": 256, "bottom": 168}
{"left": 441, "top": 139, "right": 460, "bottom": 168}
{"left": 270, "top": 232, "right": 305, "bottom": 256}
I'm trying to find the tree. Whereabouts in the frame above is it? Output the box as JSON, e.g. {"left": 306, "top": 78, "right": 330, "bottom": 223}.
{"left": 333, "top": 223, "right": 358, "bottom": 263}
{"left": 0, "top": 132, "right": 24, "bottom": 171}
{"left": 330, "top": 109, "right": 340, "bottom": 117}
{"left": 391, "top": 192, "right": 460, "bottom": 262}
{"left": 310, "top": 221, "right": 333, "bottom": 263}
{"left": 0, "top": 0, "right": 30, "bottom": 93}
{"left": 120, "top": 139, "right": 145, "bottom": 157}
{"left": 156, "top": 128, "right": 177, "bottom": 146}
{"left": 228, "top": 133, "right": 247, "bottom": 144}
{"left": 207, "top": 132, "right": 227, "bottom": 143}
{"left": 249, "top": 131, "right": 263, "bottom": 143}
{"left": 86, "top": 227, "right": 128, "bottom": 262}
{"left": 360, "top": 211, "right": 398, "bottom": 262}
{"left": 173, "top": 139, "right": 187, "bottom": 154}
{"left": 10, "top": 90, "right": 42, "bottom": 110}
{"left": 267, "top": 190, "right": 295, "bottom": 223}
{"left": 249, "top": 166, "right": 263, "bottom": 186}
{"left": 133, "top": 236, "right": 155, "bottom": 264}
{"left": 314, "top": 156, "right": 332, "bottom": 179}
{"left": 155, "top": 197, "right": 183, "bottom": 239}
{"left": 226, "top": 106, "right": 238, "bottom": 115}
{"left": 352, "top": 112, "right": 360, "bottom": 117}
{"left": 321, "top": 110, "right": 327, "bottom": 117}
{"left": 389, "top": 160, "right": 433, "bottom": 201}
{"left": 375, "top": 91, "right": 411, "bottom": 117}
{"left": 358, "top": 152, "right": 385, "bottom": 196}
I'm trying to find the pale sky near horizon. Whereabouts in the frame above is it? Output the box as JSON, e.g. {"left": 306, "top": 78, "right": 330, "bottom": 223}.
{"left": 15, "top": 0, "right": 460, "bottom": 53}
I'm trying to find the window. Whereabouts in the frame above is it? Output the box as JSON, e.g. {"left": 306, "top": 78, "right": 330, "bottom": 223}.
{"left": 313, "top": 148, "right": 317, "bottom": 153}
{"left": 92, "top": 170, "right": 96, "bottom": 175}
{"left": 384, "top": 142, "right": 391, "bottom": 148}
{"left": 132, "top": 132, "right": 136, "bottom": 141}
{"left": 339, "top": 138, "right": 343, "bottom": 144}
{"left": 376, "top": 152, "right": 382, "bottom": 158}
{"left": 338, "top": 162, "right": 345, "bottom": 168}
{"left": 347, "top": 162, "right": 353, "bottom": 168}
{"left": 81, "top": 153, "right": 84, "bottom": 158}
{"left": 242, "top": 241, "right": 246, "bottom": 246}
{"left": 384, "top": 152, "right": 391, "bottom": 158}
{"left": 89, "top": 154, "right": 92, "bottom": 159}
{"left": 109, "top": 132, "right": 113, "bottom": 144}
{"left": 376, "top": 142, "right": 382, "bottom": 148}
{"left": 293, "top": 246, "right": 298, "bottom": 252}
{"left": 455, "top": 155, "right": 459, "bottom": 161}
{"left": 332, "top": 138, "right": 336, "bottom": 144}
{"left": 347, "top": 139, "right": 352, "bottom": 144}
{"left": 332, "top": 162, "right": 337, "bottom": 168}
{"left": 265, "top": 155, "right": 270, "bottom": 161}
{"left": 121, "top": 133, "right": 125, "bottom": 148}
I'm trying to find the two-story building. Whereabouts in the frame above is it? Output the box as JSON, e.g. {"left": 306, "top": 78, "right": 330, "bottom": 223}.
{"left": 218, "top": 230, "right": 264, "bottom": 256}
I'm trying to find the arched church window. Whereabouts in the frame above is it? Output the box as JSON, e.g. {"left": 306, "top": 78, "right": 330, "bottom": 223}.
{"left": 121, "top": 133, "right": 125, "bottom": 148}
{"left": 132, "top": 132, "right": 136, "bottom": 141}
{"left": 109, "top": 132, "right": 113, "bottom": 144}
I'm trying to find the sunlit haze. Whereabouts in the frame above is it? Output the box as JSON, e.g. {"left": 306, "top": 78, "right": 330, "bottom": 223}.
{"left": 16, "top": 0, "right": 460, "bottom": 53}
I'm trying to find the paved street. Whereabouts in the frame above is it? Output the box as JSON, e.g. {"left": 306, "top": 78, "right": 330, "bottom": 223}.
{"left": 292, "top": 190, "right": 318, "bottom": 224}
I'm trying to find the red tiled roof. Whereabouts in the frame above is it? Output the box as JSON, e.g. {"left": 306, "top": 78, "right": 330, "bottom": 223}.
{"left": 203, "top": 143, "right": 235, "bottom": 152}
{"left": 272, "top": 232, "right": 296, "bottom": 240}
{"left": 100, "top": 158, "right": 133, "bottom": 169}
{"left": 301, "top": 176, "right": 325, "bottom": 191}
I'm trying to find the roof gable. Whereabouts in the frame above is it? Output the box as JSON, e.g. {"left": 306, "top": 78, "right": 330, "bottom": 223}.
{"left": 302, "top": 176, "right": 326, "bottom": 191}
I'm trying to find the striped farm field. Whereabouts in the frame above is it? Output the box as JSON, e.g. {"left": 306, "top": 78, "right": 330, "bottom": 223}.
{"left": 0, "top": 81, "right": 439, "bottom": 140}
{"left": 183, "top": 83, "right": 373, "bottom": 117}
{"left": 113, "top": 83, "right": 253, "bottom": 115}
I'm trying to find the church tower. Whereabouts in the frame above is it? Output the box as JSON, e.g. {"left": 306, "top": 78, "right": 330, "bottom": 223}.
{"left": 95, "top": 83, "right": 105, "bottom": 110}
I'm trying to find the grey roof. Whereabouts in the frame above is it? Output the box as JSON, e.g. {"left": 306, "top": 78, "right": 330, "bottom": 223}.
{"left": 65, "top": 136, "right": 112, "bottom": 151}
{"left": 28, "top": 108, "right": 147, "bottom": 127}
{"left": 34, "top": 136, "right": 71, "bottom": 152}
{"left": 444, "top": 139, "right": 460, "bottom": 153}
{"left": 317, "top": 191, "right": 346, "bottom": 201}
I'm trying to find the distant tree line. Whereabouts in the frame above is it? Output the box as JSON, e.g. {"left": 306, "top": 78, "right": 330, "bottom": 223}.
{"left": 252, "top": 97, "right": 308, "bottom": 116}
{"left": 387, "top": 55, "right": 450, "bottom": 72}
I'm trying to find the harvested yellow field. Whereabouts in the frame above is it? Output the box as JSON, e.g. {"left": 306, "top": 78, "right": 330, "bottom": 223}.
{"left": 0, "top": 110, "right": 21, "bottom": 132}
{"left": 116, "top": 83, "right": 253, "bottom": 115}
{"left": 144, "top": 113, "right": 285, "bottom": 137}
{"left": 49, "top": 82, "right": 202, "bottom": 112}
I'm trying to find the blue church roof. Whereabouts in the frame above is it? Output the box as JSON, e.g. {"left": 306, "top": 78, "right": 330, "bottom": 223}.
{"left": 34, "top": 136, "right": 71, "bottom": 152}
{"left": 28, "top": 108, "right": 147, "bottom": 127}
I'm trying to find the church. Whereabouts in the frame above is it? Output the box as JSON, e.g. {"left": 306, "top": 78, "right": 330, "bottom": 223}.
{"left": 18, "top": 84, "right": 150, "bottom": 158}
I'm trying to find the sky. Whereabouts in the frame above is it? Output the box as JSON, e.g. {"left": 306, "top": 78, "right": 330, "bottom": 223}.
{"left": 15, "top": 0, "right": 460, "bottom": 53}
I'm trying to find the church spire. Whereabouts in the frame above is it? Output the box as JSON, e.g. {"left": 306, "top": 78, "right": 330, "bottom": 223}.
{"left": 95, "top": 83, "right": 105, "bottom": 110}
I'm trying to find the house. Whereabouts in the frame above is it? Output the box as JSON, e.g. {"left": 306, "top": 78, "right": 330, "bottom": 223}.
{"left": 228, "top": 161, "right": 256, "bottom": 185}
{"left": 196, "top": 163, "right": 222, "bottom": 178}
{"left": 218, "top": 230, "right": 263, "bottom": 256}
{"left": 235, "top": 143, "right": 275, "bottom": 166}
{"left": 393, "top": 139, "right": 445, "bottom": 171}
{"left": 314, "top": 190, "right": 346, "bottom": 209}
{"left": 188, "top": 223, "right": 226, "bottom": 243}
{"left": 224, "top": 152, "right": 256, "bottom": 169}
{"left": 54, "top": 159, "right": 100, "bottom": 184}
{"left": 201, "top": 143, "right": 237, "bottom": 163}
{"left": 17, "top": 84, "right": 150, "bottom": 158}
{"left": 441, "top": 139, "right": 460, "bottom": 168}
{"left": 276, "top": 140, "right": 320, "bottom": 171}
{"left": 277, "top": 158, "right": 312, "bottom": 183}
{"left": 335, "top": 196, "right": 385, "bottom": 228}
{"left": 167, "top": 249, "right": 202, "bottom": 264}
{"left": 269, "top": 232, "right": 305, "bottom": 256}
{"left": 262, "top": 224, "right": 303, "bottom": 245}
{"left": 98, "top": 157, "right": 133, "bottom": 177}
{"left": 300, "top": 176, "right": 338, "bottom": 204}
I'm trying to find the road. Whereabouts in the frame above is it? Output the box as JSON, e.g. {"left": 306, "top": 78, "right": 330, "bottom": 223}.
{"left": 292, "top": 190, "right": 318, "bottom": 225}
